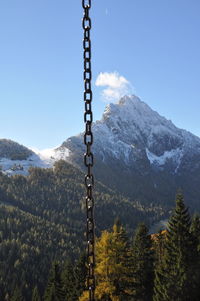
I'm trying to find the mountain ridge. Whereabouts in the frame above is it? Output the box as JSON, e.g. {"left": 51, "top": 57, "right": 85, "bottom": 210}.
{"left": 1, "top": 95, "right": 200, "bottom": 210}
{"left": 59, "top": 95, "right": 200, "bottom": 208}
{"left": 61, "top": 95, "right": 200, "bottom": 173}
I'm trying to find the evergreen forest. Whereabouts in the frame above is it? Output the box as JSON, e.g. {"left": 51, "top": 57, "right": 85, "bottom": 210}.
{"left": 0, "top": 161, "right": 199, "bottom": 300}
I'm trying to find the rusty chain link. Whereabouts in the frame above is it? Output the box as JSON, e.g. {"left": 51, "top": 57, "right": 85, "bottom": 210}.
{"left": 82, "top": 0, "right": 95, "bottom": 300}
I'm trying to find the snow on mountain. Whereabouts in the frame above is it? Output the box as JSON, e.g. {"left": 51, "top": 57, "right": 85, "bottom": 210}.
{"left": 57, "top": 95, "right": 200, "bottom": 208}
{"left": 33, "top": 146, "right": 70, "bottom": 165}
{"left": 68, "top": 94, "right": 200, "bottom": 172}
{"left": 1, "top": 95, "right": 200, "bottom": 208}
{"left": 1, "top": 95, "right": 200, "bottom": 182}
{"left": 0, "top": 144, "right": 71, "bottom": 176}
{"left": 0, "top": 154, "right": 47, "bottom": 176}
{"left": 145, "top": 147, "right": 183, "bottom": 168}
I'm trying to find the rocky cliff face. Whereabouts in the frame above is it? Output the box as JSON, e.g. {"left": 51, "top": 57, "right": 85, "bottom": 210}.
{"left": 59, "top": 95, "right": 200, "bottom": 208}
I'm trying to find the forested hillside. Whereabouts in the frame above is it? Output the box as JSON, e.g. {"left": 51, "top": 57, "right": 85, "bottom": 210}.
{"left": 6, "top": 193, "right": 200, "bottom": 300}
{"left": 43, "top": 194, "right": 200, "bottom": 301}
{"left": 0, "top": 160, "right": 164, "bottom": 300}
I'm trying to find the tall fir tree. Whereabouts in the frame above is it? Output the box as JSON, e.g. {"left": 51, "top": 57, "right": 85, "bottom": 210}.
{"left": 44, "top": 262, "right": 65, "bottom": 301}
{"left": 61, "top": 259, "right": 77, "bottom": 300}
{"left": 10, "top": 286, "right": 23, "bottom": 301}
{"left": 153, "top": 193, "right": 195, "bottom": 301}
{"left": 132, "top": 223, "right": 154, "bottom": 301}
{"left": 189, "top": 215, "right": 200, "bottom": 300}
{"left": 32, "top": 286, "right": 41, "bottom": 301}
{"left": 110, "top": 220, "right": 133, "bottom": 299}
{"left": 191, "top": 214, "right": 200, "bottom": 248}
{"left": 74, "top": 253, "right": 87, "bottom": 297}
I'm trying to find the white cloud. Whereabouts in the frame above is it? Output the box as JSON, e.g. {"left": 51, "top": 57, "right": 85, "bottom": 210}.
{"left": 95, "top": 72, "right": 133, "bottom": 102}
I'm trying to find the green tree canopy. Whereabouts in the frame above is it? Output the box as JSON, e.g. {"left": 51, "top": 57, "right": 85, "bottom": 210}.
{"left": 153, "top": 193, "right": 194, "bottom": 301}
{"left": 44, "top": 262, "right": 65, "bottom": 301}
{"left": 132, "top": 223, "right": 154, "bottom": 301}
{"left": 32, "top": 286, "right": 41, "bottom": 301}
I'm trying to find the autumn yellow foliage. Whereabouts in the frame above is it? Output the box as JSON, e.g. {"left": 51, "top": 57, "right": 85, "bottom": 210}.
{"left": 79, "top": 222, "right": 133, "bottom": 300}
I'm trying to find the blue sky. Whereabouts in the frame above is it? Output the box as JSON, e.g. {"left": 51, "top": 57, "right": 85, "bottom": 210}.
{"left": 0, "top": 0, "right": 199, "bottom": 149}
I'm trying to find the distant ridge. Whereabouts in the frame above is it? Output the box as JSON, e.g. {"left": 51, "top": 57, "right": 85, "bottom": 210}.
{"left": 1, "top": 95, "right": 200, "bottom": 210}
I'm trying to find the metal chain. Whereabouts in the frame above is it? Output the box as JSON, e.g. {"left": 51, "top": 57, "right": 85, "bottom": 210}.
{"left": 82, "top": 0, "right": 95, "bottom": 300}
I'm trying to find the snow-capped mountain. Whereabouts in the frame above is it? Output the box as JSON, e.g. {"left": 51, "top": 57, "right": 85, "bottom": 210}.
{"left": 1, "top": 95, "right": 200, "bottom": 208}
{"left": 60, "top": 95, "right": 200, "bottom": 170}
{"left": 58, "top": 95, "right": 200, "bottom": 208}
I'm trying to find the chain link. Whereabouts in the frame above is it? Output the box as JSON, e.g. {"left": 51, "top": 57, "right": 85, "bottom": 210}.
{"left": 82, "top": 0, "right": 95, "bottom": 300}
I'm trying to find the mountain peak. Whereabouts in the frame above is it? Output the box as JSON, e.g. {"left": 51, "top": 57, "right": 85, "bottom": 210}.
{"left": 56, "top": 94, "right": 200, "bottom": 208}
{"left": 88, "top": 94, "right": 200, "bottom": 166}
{"left": 101, "top": 95, "right": 175, "bottom": 137}
{"left": 103, "top": 95, "right": 145, "bottom": 116}
{"left": 1, "top": 94, "right": 200, "bottom": 211}
{"left": 102, "top": 95, "right": 161, "bottom": 125}
{"left": 118, "top": 94, "right": 144, "bottom": 106}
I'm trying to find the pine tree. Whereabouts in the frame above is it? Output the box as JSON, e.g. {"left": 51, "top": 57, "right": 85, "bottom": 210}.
{"left": 152, "top": 231, "right": 167, "bottom": 301}
{"left": 191, "top": 214, "right": 200, "bottom": 247}
{"left": 110, "top": 220, "right": 133, "bottom": 299}
{"left": 132, "top": 223, "right": 154, "bottom": 301}
{"left": 32, "top": 286, "right": 41, "bottom": 301}
{"left": 44, "top": 262, "right": 65, "bottom": 301}
{"left": 190, "top": 215, "right": 200, "bottom": 300}
{"left": 10, "top": 286, "right": 23, "bottom": 301}
{"left": 153, "top": 193, "right": 194, "bottom": 301}
{"left": 61, "top": 259, "right": 77, "bottom": 300}
{"left": 74, "top": 253, "right": 87, "bottom": 297}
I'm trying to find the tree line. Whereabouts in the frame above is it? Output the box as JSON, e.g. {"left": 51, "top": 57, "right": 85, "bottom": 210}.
{"left": 79, "top": 193, "right": 200, "bottom": 300}
{"left": 0, "top": 161, "right": 164, "bottom": 300}
{"left": 11, "top": 192, "right": 200, "bottom": 301}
